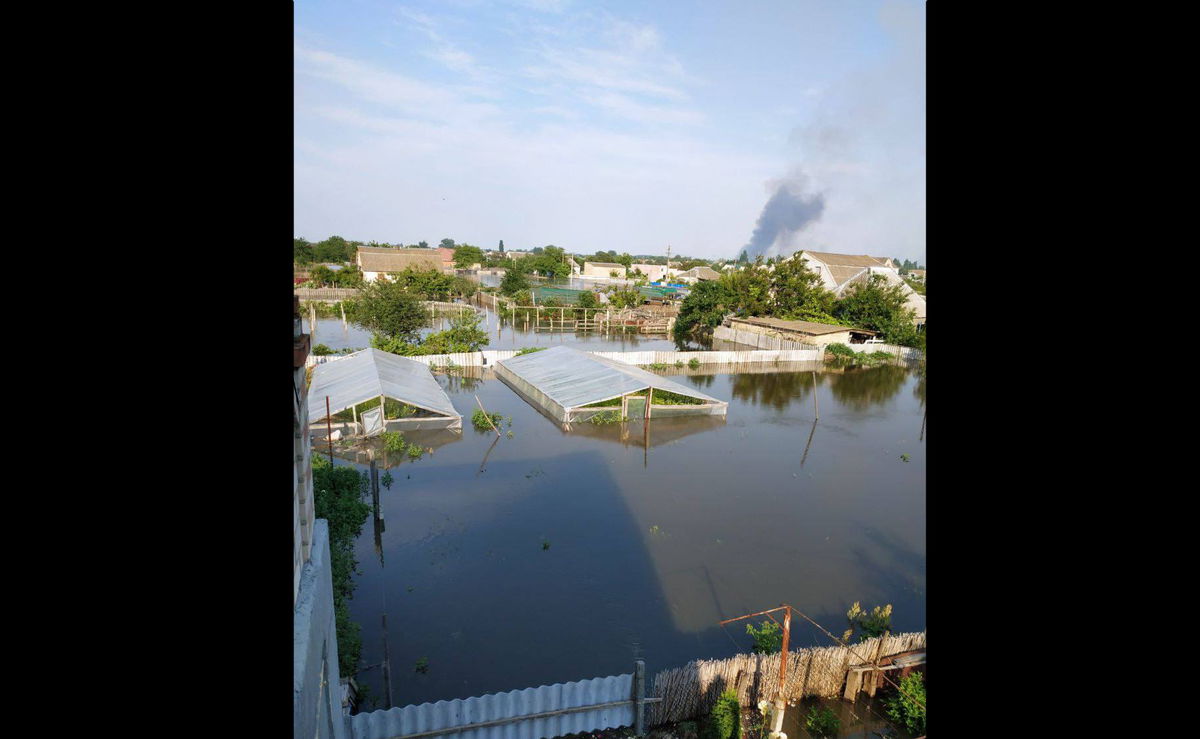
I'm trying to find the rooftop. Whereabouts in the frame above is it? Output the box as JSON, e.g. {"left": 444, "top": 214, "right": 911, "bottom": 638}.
{"left": 730, "top": 316, "right": 875, "bottom": 336}
{"left": 307, "top": 348, "right": 460, "bottom": 421}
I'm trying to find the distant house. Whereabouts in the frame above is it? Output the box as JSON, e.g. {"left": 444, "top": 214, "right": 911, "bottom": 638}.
{"left": 907, "top": 269, "right": 926, "bottom": 282}
{"left": 795, "top": 250, "right": 926, "bottom": 326}
{"left": 630, "top": 263, "right": 669, "bottom": 282}
{"left": 727, "top": 316, "right": 877, "bottom": 346}
{"left": 675, "top": 266, "right": 721, "bottom": 284}
{"left": 356, "top": 247, "right": 446, "bottom": 282}
{"left": 582, "top": 261, "right": 626, "bottom": 278}
{"left": 505, "top": 251, "right": 532, "bottom": 260}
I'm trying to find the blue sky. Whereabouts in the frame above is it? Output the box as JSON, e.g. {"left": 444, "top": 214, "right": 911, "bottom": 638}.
{"left": 294, "top": 0, "right": 925, "bottom": 262}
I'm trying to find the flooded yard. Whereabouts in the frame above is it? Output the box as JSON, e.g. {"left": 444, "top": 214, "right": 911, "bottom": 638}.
{"left": 330, "top": 361, "right": 925, "bottom": 712}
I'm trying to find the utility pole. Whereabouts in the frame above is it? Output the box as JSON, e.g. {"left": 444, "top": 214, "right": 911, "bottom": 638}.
{"left": 719, "top": 604, "right": 795, "bottom": 737}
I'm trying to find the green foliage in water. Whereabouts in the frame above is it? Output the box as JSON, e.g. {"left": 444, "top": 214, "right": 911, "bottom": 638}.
{"left": 414, "top": 656, "right": 430, "bottom": 674}
{"left": 702, "top": 690, "right": 741, "bottom": 739}
{"left": 883, "top": 672, "right": 925, "bottom": 735}
{"left": 804, "top": 704, "right": 841, "bottom": 737}
{"left": 688, "top": 357, "right": 701, "bottom": 369}
{"left": 313, "top": 343, "right": 334, "bottom": 356}
{"left": 842, "top": 601, "right": 893, "bottom": 643}
{"left": 588, "top": 410, "right": 624, "bottom": 425}
{"left": 382, "top": 431, "right": 405, "bottom": 453}
{"left": 472, "top": 408, "right": 502, "bottom": 430}
{"left": 745, "top": 620, "right": 782, "bottom": 654}
{"left": 648, "top": 362, "right": 670, "bottom": 370}
{"left": 311, "top": 455, "right": 371, "bottom": 677}
{"left": 516, "top": 347, "right": 547, "bottom": 356}
{"left": 381, "top": 470, "right": 394, "bottom": 489}
{"left": 500, "top": 269, "right": 531, "bottom": 296}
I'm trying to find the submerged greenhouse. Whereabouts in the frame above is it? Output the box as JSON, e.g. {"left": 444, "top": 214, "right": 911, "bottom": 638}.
{"left": 494, "top": 346, "right": 728, "bottom": 426}
{"left": 307, "top": 348, "right": 462, "bottom": 434}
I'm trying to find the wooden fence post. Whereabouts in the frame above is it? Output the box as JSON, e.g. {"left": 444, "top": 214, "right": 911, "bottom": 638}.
{"left": 634, "top": 659, "right": 646, "bottom": 737}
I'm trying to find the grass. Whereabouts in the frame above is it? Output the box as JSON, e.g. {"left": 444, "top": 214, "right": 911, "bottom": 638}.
{"left": 579, "top": 388, "right": 706, "bottom": 409}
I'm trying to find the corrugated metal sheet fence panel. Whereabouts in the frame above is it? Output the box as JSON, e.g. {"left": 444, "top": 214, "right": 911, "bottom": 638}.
{"left": 349, "top": 674, "right": 634, "bottom": 739}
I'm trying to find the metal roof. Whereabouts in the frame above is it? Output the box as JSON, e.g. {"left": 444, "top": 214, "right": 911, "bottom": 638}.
{"left": 496, "top": 346, "right": 723, "bottom": 411}
{"left": 307, "top": 348, "right": 460, "bottom": 420}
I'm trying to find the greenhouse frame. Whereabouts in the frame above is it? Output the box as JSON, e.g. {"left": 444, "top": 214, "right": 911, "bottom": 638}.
{"left": 307, "top": 348, "right": 462, "bottom": 434}
{"left": 494, "top": 346, "right": 728, "bottom": 426}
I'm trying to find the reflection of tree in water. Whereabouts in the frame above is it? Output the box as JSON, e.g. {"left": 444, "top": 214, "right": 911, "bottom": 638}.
{"left": 443, "top": 373, "right": 481, "bottom": 392}
{"left": 913, "top": 366, "right": 925, "bottom": 409}
{"left": 730, "top": 371, "right": 818, "bottom": 411}
{"left": 687, "top": 373, "right": 715, "bottom": 389}
{"left": 827, "top": 365, "right": 909, "bottom": 411}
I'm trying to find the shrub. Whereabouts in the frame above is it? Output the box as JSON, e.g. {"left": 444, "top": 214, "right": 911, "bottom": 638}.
{"left": 381, "top": 431, "right": 405, "bottom": 453}
{"left": 825, "top": 343, "right": 856, "bottom": 358}
{"left": 472, "top": 408, "right": 502, "bottom": 430}
{"left": 745, "top": 621, "right": 782, "bottom": 654}
{"left": 688, "top": 357, "right": 701, "bottom": 369}
{"left": 703, "top": 690, "right": 741, "bottom": 739}
{"left": 313, "top": 343, "right": 334, "bottom": 356}
{"left": 588, "top": 410, "right": 624, "bottom": 425}
{"left": 842, "top": 602, "right": 893, "bottom": 643}
{"left": 516, "top": 347, "right": 547, "bottom": 356}
{"left": 883, "top": 672, "right": 925, "bottom": 735}
{"left": 804, "top": 705, "right": 840, "bottom": 738}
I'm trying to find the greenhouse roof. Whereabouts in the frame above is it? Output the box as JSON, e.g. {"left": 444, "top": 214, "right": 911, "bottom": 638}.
{"left": 495, "top": 346, "right": 723, "bottom": 411}
{"left": 307, "top": 348, "right": 460, "bottom": 420}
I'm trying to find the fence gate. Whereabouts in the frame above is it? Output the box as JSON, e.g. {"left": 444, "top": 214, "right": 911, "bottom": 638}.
{"left": 361, "top": 407, "right": 384, "bottom": 437}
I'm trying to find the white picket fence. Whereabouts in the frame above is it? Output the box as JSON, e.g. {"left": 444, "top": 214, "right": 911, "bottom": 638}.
{"left": 306, "top": 348, "right": 823, "bottom": 369}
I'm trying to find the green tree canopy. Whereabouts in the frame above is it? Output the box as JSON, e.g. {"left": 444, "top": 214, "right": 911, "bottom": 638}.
{"left": 500, "top": 269, "right": 530, "bottom": 296}
{"left": 453, "top": 244, "right": 485, "bottom": 268}
{"left": 418, "top": 240, "right": 429, "bottom": 248}
{"left": 832, "top": 274, "right": 918, "bottom": 345}
{"left": 344, "top": 277, "right": 428, "bottom": 343}
{"left": 439, "top": 238, "right": 456, "bottom": 249}
{"left": 294, "top": 238, "right": 314, "bottom": 264}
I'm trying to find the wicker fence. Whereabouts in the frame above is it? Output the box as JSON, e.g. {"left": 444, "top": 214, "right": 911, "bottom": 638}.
{"left": 647, "top": 632, "right": 926, "bottom": 724}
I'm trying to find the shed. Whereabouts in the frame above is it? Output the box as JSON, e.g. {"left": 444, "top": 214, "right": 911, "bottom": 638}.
{"left": 494, "top": 346, "right": 728, "bottom": 426}
{"left": 307, "top": 348, "right": 462, "bottom": 434}
{"left": 727, "top": 316, "right": 876, "bottom": 346}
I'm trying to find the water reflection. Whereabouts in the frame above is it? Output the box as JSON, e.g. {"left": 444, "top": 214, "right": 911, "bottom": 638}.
{"left": 730, "top": 370, "right": 819, "bottom": 411}
{"left": 826, "top": 365, "right": 909, "bottom": 411}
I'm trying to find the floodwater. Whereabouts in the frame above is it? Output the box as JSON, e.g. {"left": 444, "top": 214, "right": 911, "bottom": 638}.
{"left": 306, "top": 306, "right": 706, "bottom": 354}
{"left": 332, "top": 362, "right": 926, "bottom": 718}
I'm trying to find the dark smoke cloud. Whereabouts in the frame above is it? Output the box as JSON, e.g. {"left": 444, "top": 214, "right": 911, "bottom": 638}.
{"left": 741, "top": 177, "right": 825, "bottom": 259}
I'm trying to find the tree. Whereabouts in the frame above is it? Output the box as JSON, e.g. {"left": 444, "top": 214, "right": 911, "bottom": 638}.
{"left": 768, "top": 256, "right": 838, "bottom": 322}
{"left": 314, "top": 235, "right": 352, "bottom": 263}
{"left": 439, "top": 238, "right": 456, "bottom": 249}
{"left": 308, "top": 264, "right": 336, "bottom": 287}
{"left": 294, "top": 237, "right": 314, "bottom": 264}
{"left": 411, "top": 311, "right": 489, "bottom": 354}
{"left": 674, "top": 280, "right": 733, "bottom": 336}
{"left": 841, "top": 601, "right": 893, "bottom": 643}
{"left": 500, "top": 269, "right": 530, "bottom": 296}
{"left": 344, "top": 277, "right": 428, "bottom": 344}
{"left": 577, "top": 290, "right": 598, "bottom": 309}
{"left": 418, "top": 240, "right": 429, "bottom": 248}
{"left": 832, "top": 274, "right": 919, "bottom": 346}
{"left": 738, "top": 250, "right": 749, "bottom": 264}
{"left": 453, "top": 244, "right": 485, "bottom": 269}
{"left": 499, "top": 239, "right": 505, "bottom": 253}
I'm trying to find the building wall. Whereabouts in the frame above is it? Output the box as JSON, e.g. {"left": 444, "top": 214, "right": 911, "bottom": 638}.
{"left": 583, "top": 263, "right": 623, "bottom": 278}
{"left": 295, "top": 360, "right": 315, "bottom": 603}
{"left": 295, "top": 520, "right": 349, "bottom": 739}
{"left": 630, "top": 264, "right": 668, "bottom": 282}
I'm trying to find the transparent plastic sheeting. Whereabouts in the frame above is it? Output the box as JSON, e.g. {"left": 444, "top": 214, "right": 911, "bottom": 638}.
{"left": 495, "top": 346, "right": 726, "bottom": 413}
{"left": 307, "top": 348, "right": 461, "bottom": 422}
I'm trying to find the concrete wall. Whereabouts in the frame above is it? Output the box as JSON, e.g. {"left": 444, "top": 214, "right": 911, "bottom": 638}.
{"left": 583, "top": 262, "right": 624, "bottom": 278}
{"left": 295, "top": 520, "right": 349, "bottom": 739}
{"left": 630, "top": 264, "right": 668, "bottom": 282}
{"left": 295, "top": 364, "right": 315, "bottom": 604}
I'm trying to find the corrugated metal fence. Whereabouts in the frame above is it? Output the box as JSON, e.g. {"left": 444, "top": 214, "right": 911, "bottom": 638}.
{"left": 296, "top": 288, "right": 363, "bottom": 300}
{"left": 349, "top": 671, "right": 646, "bottom": 739}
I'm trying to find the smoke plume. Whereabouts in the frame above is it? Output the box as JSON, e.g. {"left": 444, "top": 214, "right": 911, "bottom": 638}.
{"left": 741, "top": 176, "right": 825, "bottom": 259}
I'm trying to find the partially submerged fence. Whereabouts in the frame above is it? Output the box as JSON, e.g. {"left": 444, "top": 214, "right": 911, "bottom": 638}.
{"left": 307, "top": 349, "right": 823, "bottom": 369}
{"left": 647, "top": 632, "right": 926, "bottom": 725}
{"left": 349, "top": 663, "right": 656, "bottom": 739}
{"left": 712, "top": 326, "right": 923, "bottom": 362}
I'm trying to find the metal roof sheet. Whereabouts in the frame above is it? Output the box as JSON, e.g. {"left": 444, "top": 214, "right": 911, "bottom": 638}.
{"left": 496, "top": 346, "right": 723, "bottom": 411}
{"left": 307, "top": 348, "right": 460, "bottom": 420}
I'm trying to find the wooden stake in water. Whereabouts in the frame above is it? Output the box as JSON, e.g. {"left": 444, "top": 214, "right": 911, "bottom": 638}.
{"left": 812, "top": 371, "right": 819, "bottom": 419}
{"left": 325, "top": 396, "right": 334, "bottom": 465}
